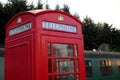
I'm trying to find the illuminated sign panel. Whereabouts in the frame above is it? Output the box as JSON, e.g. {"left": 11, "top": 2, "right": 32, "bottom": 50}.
{"left": 9, "top": 22, "right": 31, "bottom": 36}
{"left": 42, "top": 21, "right": 77, "bottom": 33}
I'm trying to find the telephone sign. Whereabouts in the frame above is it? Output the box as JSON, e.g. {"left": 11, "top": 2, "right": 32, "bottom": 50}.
{"left": 9, "top": 22, "right": 31, "bottom": 36}
{"left": 42, "top": 21, "right": 77, "bottom": 33}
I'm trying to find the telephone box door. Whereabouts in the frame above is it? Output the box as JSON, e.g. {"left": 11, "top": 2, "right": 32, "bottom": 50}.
{"left": 41, "top": 36, "right": 85, "bottom": 80}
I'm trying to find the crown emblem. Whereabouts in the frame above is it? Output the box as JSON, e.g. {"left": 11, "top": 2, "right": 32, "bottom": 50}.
{"left": 17, "top": 17, "right": 22, "bottom": 24}
{"left": 58, "top": 15, "right": 64, "bottom": 22}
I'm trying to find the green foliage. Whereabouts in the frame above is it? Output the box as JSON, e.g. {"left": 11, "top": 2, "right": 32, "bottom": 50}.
{"left": 55, "top": 4, "right": 70, "bottom": 14}
{"left": 61, "top": 4, "right": 70, "bottom": 14}
{"left": 36, "top": 0, "right": 43, "bottom": 9}
{"left": 55, "top": 4, "right": 60, "bottom": 10}
{"left": 0, "top": 0, "right": 35, "bottom": 44}
{"left": 45, "top": 4, "right": 50, "bottom": 9}
{"left": 74, "top": 13, "right": 80, "bottom": 19}
{"left": 0, "top": 2, "right": 5, "bottom": 44}
{"left": 82, "top": 16, "right": 99, "bottom": 50}
{"left": 82, "top": 16, "right": 120, "bottom": 51}
{"left": 0, "top": 1, "right": 120, "bottom": 52}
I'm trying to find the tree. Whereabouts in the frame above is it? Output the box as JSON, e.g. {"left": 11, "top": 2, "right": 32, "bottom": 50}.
{"left": 45, "top": 4, "right": 50, "bottom": 9}
{"left": 74, "top": 13, "right": 80, "bottom": 19}
{"left": 61, "top": 4, "right": 70, "bottom": 14}
{"left": 100, "top": 23, "right": 113, "bottom": 44}
{"left": 0, "top": 0, "right": 34, "bottom": 44}
{"left": 36, "top": 0, "right": 43, "bottom": 9}
{"left": 55, "top": 4, "right": 60, "bottom": 10}
{"left": 1, "top": 1, "right": 120, "bottom": 52}
{"left": 82, "top": 16, "right": 98, "bottom": 50}
{"left": 0, "top": 2, "right": 5, "bottom": 44}
{"left": 110, "top": 28, "right": 120, "bottom": 51}
{"left": 7, "top": 0, "right": 28, "bottom": 13}
{"left": 82, "top": 16, "right": 120, "bottom": 51}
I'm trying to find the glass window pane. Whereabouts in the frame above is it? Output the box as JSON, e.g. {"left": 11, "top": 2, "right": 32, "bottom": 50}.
{"left": 54, "top": 75, "right": 74, "bottom": 80}
{"left": 54, "top": 59, "right": 74, "bottom": 73}
{"left": 100, "top": 60, "right": 112, "bottom": 76}
{"left": 48, "top": 43, "right": 51, "bottom": 56}
{"left": 117, "top": 60, "right": 120, "bottom": 74}
{"left": 74, "top": 45, "right": 78, "bottom": 57}
{"left": 76, "top": 75, "right": 80, "bottom": 80}
{"left": 48, "top": 59, "right": 52, "bottom": 73}
{"left": 48, "top": 76, "right": 52, "bottom": 80}
{"left": 86, "top": 60, "right": 92, "bottom": 67}
{"left": 53, "top": 44, "right": 73, "bottom": 57}
{"left": 85, "top": 60, "right": 93, "bottom": 77}
{"left": 76, "top": 60, "right": 79, "bottom": 72}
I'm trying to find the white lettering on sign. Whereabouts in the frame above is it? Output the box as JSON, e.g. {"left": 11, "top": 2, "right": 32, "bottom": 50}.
{"left": 9, "top": 22, "right": 32, "bottom": 36}
{"left": 42, "top": 21, "right": 77, "bottom": 33}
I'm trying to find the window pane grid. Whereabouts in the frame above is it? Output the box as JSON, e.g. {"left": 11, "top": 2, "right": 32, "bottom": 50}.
{"left": 48, "top": 43, "right": 79, "bottom": 80}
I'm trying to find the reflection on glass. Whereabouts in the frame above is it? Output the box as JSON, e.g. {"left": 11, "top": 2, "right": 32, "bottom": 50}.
{"left": 117, "top": 61, "right": 120, "bottom": 74}
{"left": 85, "top": 60, "right": 93, "bottom": 77}
{"left": 100, "top": 60, "right": 111, "bottom": 66}
{"left": 54, "top": 59, "right": 74, "bottom": 73}
{"left": 54, "top": 75, "right": 74, "bottom": 80}
{"left": 117, "top": 61, "right": 120, "bottom": 66}
{"left": 76, "top": 75, "right": 80, "bottom": 80}
{"left": 48, "top": 43, "right": 51, "bottom": 56}
{"left": 100, "top": 60, "right": 112, "bottom": 76}
{"left": 76, "top": 60, "right": 79, "bottom": 72}
{"left": 74, "top": 45, "right": 78, "bottom": 57}
{"left": 53, "top": 44, "right": 73, "bottom": 57}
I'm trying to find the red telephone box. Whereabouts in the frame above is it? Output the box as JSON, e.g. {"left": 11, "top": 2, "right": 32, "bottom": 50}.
{"left": 5, "top": 10, "right": 86, "bottom": 80}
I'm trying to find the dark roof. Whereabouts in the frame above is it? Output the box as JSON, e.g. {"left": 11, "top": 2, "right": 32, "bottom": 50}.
{"left": 1, "top": 48, "right": 120, "bottom": 58}
{"left": 85, "top": 51, "right": 120, "bottom": 59}
{"left": 0, "top": 44, "right": 4, "bottom": 48}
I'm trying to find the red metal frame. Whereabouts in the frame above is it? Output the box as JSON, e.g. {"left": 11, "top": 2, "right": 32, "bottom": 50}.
{"left": 41, "top": 36, "right": 86, "bottom": 80}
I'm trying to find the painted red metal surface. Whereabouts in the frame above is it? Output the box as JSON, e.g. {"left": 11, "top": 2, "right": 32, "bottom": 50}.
{"left": 5, "top": 10, "right": 86, "bottom": 80}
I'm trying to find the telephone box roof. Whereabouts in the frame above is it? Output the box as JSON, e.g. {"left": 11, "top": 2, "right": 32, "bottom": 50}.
{"left": 5, "top": 9, "right": 82, "bottom": 29}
